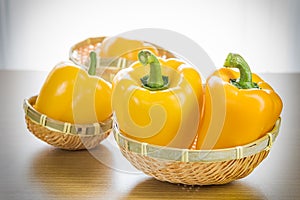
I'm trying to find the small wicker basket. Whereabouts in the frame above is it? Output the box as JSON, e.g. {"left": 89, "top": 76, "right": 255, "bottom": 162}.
{"left": 113, "top": 118, "right": 281, "bottom": 185}
{"left": 23, "top": 96, "right": 112, "bottom": 150}
{"left": 69, "top": 36, "right": 174, "bottom": 82}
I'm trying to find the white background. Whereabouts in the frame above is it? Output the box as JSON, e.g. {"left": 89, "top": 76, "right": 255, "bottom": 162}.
{"left": 0, "top": 0, "right": 299, "bottom": 73}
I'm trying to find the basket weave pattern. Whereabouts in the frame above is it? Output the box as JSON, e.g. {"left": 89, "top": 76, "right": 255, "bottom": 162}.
{"left": 25, "top": 116, "right": 110, "bottom": 150}
{"left": 70, "top": 37, "right": 105, "bottom": 66}
{"left": 113, "top": 118, "right": 280, "bottom": 185}
{"left": 69, "top": 36, "right": 177, "bottom": 83}
{"left": 24, "top": 96, "right": 112, "bottom": 150}
{"left": 69, "top": 37, "right": 175, "bottom": 68}
{"left": 119, "top": 147, "right": 269, "bottom": 185}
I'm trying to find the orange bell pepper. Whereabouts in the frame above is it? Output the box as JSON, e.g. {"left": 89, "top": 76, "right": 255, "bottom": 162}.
{"left": 34, "top": 52, "right": 112, "bottom": 124}
{"left": 196, "top": 53, "right": 283, "bottom": 149}
{"left": 99, "top": 37, "right": 158, "bottom": 61}
{"left": 112, "top": 50, "right": 203, "bottom": 148}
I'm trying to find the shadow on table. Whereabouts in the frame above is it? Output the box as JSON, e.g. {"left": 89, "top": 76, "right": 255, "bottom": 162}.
{"left": 28, "top": 144, "right": 113, "bottom": 198}
{"left": 123, "top": 178, "right": 267, "bottom": 200}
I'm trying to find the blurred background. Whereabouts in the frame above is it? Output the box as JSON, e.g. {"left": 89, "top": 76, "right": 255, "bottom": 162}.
{"left": 0, "top": 0, "right": 299, "bottom": 73}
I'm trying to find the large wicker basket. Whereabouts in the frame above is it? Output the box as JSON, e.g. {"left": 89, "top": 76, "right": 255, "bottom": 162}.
{"left": 113, "top": 118, "right": 281, "bottom": 185}
{"left": 69, "top": 36, "right": 174, "bottom": 82}
{"left": 23, "top": 96, "right": 112, "bottom": 150}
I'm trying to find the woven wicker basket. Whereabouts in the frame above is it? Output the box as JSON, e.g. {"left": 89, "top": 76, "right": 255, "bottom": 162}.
{"left": 113, "top": 118, "right": 281, "bottom": 185}
{"left": 69, "top": 36, "right": 174, "bottom": 82}
{"left": 23, "top": 96, "right": 112, "bottom": 150}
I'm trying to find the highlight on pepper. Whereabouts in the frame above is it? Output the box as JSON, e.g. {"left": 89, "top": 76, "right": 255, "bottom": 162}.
{"left": 112, "top": 50, "right": 204, "bottom": 148}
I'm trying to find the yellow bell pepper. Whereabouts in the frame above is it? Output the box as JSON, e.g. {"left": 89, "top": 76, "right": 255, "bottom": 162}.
{"left": 100, "top": 37, "right": 158, "bottom": 61}
{"left": 196, "top": 53, "right": 283, "bottom": 149}
{"left": 34, "top": 52, "right": 112, "bottom": 124}
{"left": 112, "top": 50, "right": 203, "bottom": 148}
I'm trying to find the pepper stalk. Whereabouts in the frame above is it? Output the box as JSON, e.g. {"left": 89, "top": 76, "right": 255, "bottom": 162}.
{"left": 138, "top": 50, "right": 169, "bottom": 91}
{"left": 88, "top": 51, "right": 97, "bottom": 76}
{"left": 224, "top": 53, "right": 259, "bottom": 89}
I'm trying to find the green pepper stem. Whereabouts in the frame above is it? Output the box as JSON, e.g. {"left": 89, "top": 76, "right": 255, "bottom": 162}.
{"left": 88, "top": 51, "right": 97, "bottom": 76}
{"left": 138, "top": 50, "right": 168, "bottom": 90}
{"left": 224, "top": 53, "right": 258, "bottom": 89}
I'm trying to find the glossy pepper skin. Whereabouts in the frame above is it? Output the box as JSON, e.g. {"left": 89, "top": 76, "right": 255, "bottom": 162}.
{"left": 112, "top": 50, "right": 203, "bottom": 148}
{"left": 196, "top": 53, "right": 283, "bottom": 150}
{"left": 34, "top": 52, "right": 112, "bottom": 124}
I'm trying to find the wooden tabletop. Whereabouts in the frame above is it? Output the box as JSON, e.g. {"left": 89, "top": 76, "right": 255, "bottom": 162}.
{"left": 0, "top": 70, "right": 299, "bottom": 200}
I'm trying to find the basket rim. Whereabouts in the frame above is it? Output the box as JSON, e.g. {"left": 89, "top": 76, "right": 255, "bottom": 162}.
{"left": 69, "top": 36, "right": 107, "bottom": 68}
{"left": 69, "top": 36, "right": 175, "bottom": 69}
{"left": 23, "top": 95, "right": 112, "bottom": 136}
{"left": 113, "top": 117, "right": 281, "bottom": 162}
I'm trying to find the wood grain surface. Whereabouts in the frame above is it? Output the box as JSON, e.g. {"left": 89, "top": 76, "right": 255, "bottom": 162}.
{"left": 0, "top": 70, "right": 299, "bottom": 200}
